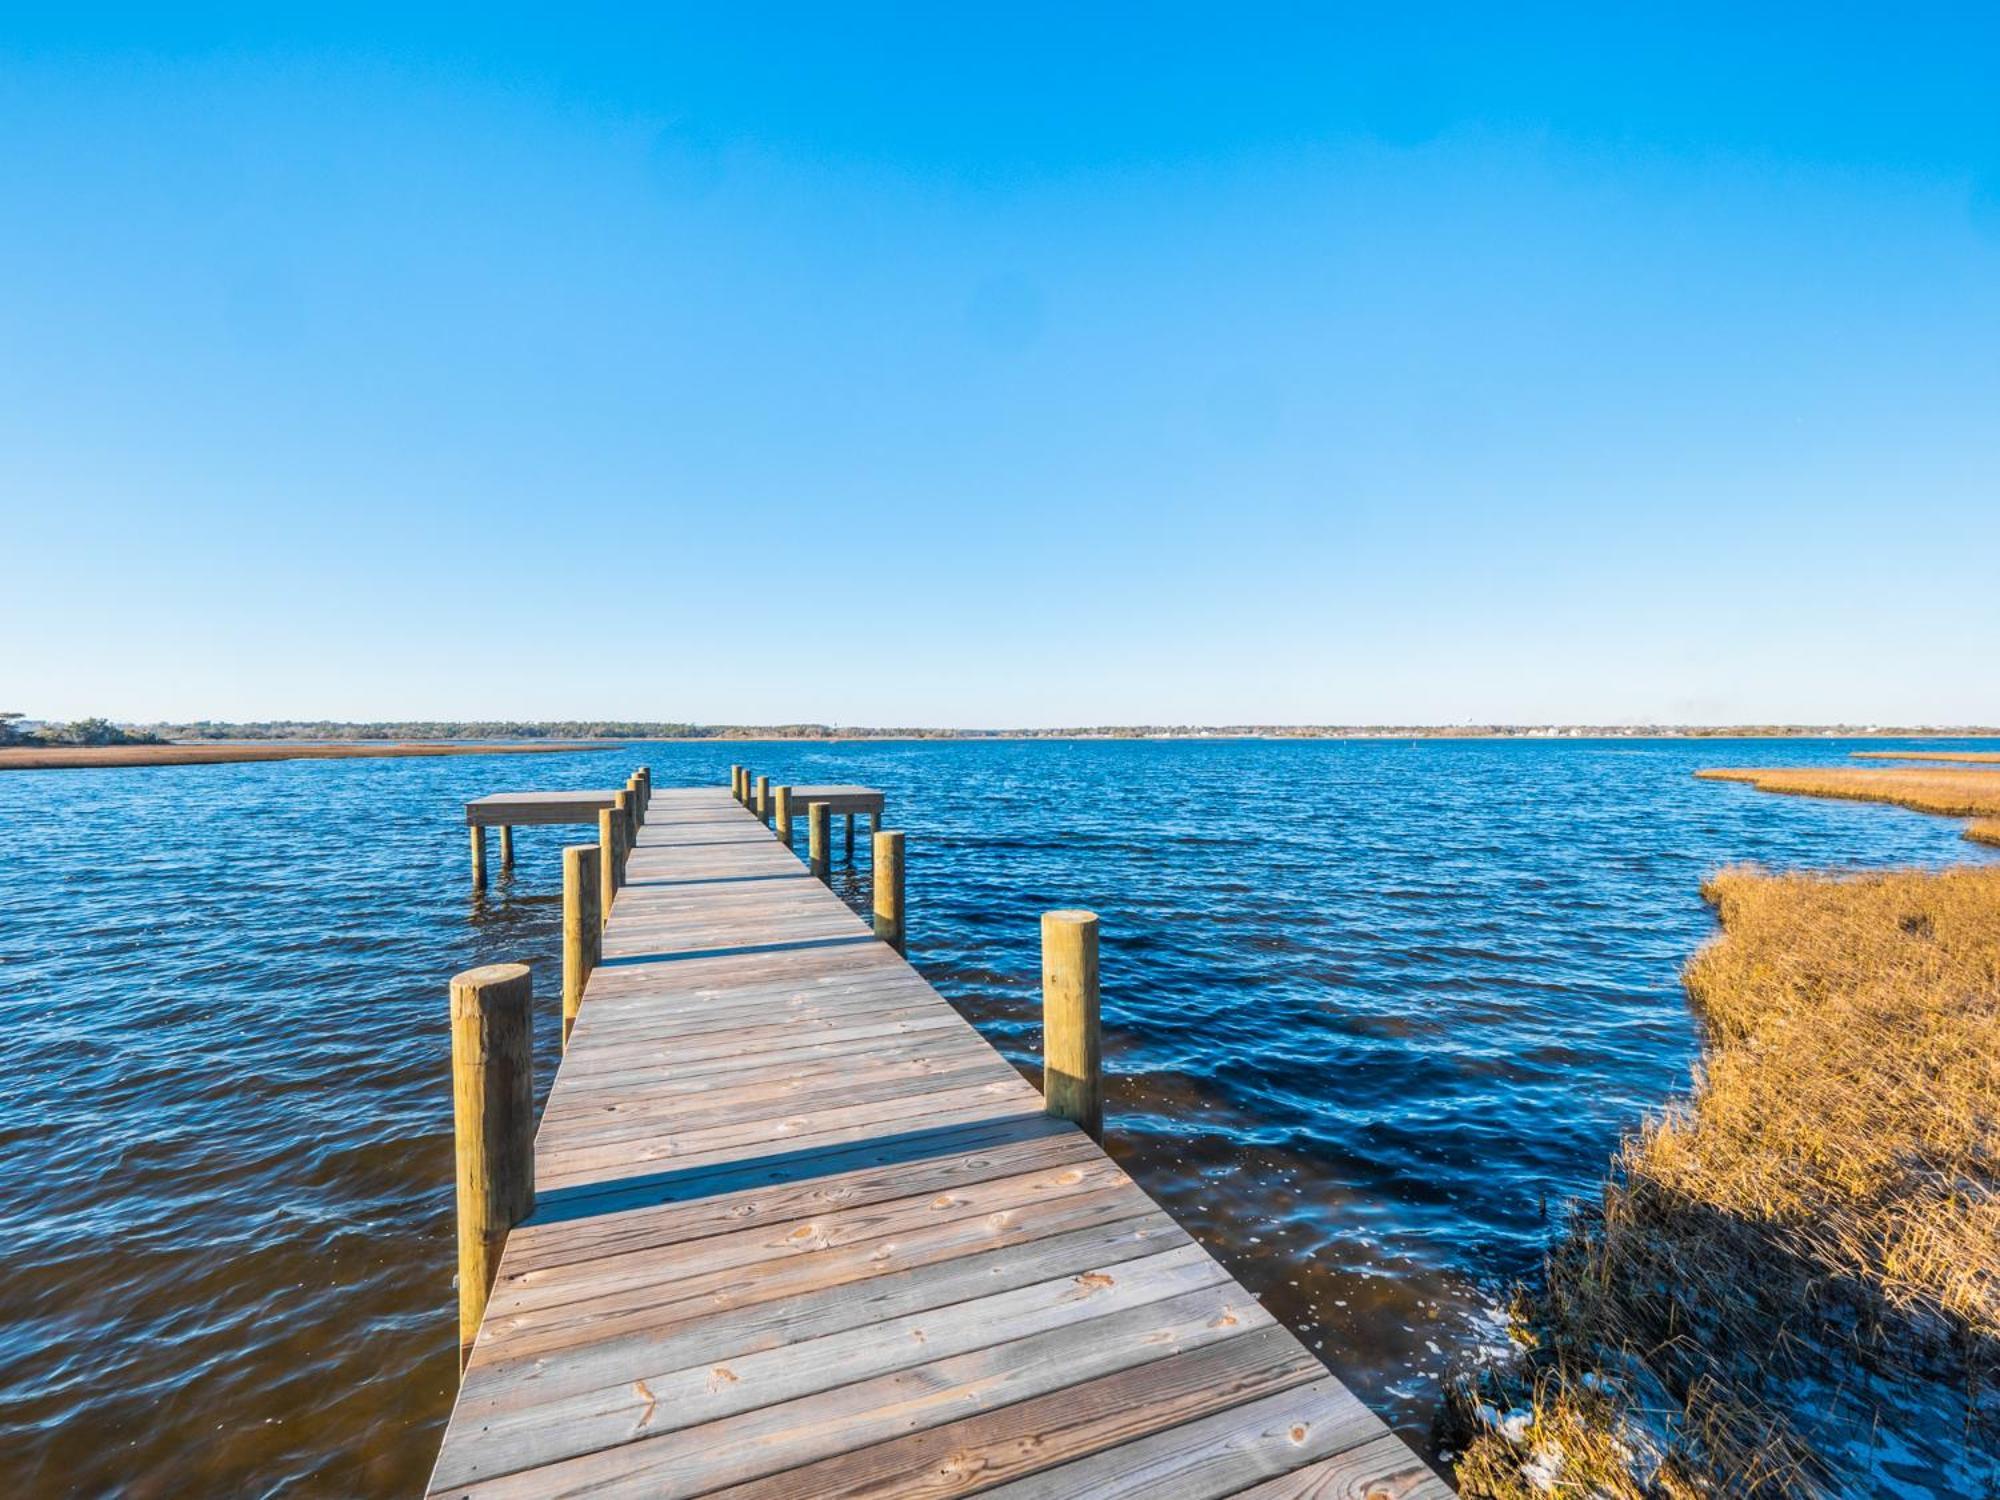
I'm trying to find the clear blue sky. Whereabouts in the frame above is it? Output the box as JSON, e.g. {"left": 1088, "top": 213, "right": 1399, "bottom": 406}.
{"left": 4, "top": 5, "right": 1996, "bottom": 726}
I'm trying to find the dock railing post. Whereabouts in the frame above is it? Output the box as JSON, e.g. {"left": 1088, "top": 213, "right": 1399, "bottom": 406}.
{"left": 1041, "top": 910, "right": 1103, "bottom": 1142}
{"left": 626, "top": 773, "right": 644, "bottom": 830}
{"left": 597, "top": 806, "right": 620, "bottom": 923}
{"left": 774, "top": 785, "right": 793, "bottom": 846}
{"left": 808, "top": 801, "right": 830, "bottom": 883}
{"left": 754, "top": 774, "right": 770, "bottom": 825}
{"left": 635, "top": 766, "right": 651, "bottom": 816}
{"left": 450, "top": 962, "right": 534, "bottom": 1373}
{"left": 469, "top": 826, "right": 487, "bottom": 888}
{"left": 562, "top": 845, "right": 602, "bottom": 1050}
{"left": 613, "top": 790, "right": 634, "bottom": 879}
{"left": 873, "top": 829, "right": 905, "bottom": 954}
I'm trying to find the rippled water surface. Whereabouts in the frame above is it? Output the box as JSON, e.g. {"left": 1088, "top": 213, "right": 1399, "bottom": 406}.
{"left": 3, "top": 738, "right": 1994, "bottom": 1495}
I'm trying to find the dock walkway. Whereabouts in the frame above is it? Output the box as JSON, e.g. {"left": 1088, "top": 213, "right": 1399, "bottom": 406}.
{"left": 429, "top": 786, "right": 1446, "bottom": 1498}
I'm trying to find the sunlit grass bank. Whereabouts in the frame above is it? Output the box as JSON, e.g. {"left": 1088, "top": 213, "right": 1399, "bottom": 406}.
{"left": 1449, "top": 866, "right": 2000, "bottom": 1498}
{"left": 0, "top": 741, "right": 595, "bottom": 771}
{"left": 1698, "top": 765, "right": 2000, "bottom": 847}
{"left": 1852, "top": 749, "right": 2000, "bottom": 765}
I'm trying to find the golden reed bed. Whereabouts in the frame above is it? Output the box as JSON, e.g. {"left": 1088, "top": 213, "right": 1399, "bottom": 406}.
{"left": 0, "top": 741, "right": 595, "bottom": 771}
{"left": 1852, "top": 749, "right": 2000, "bottom": 765}
{"left": 1452, "top": 866, "right": 2000, "bottom": 1498}
{"left": 1696, "top": 764, "right": 2000, "bottom": 846}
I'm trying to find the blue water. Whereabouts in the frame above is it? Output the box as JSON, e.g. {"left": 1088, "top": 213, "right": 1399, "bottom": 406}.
{"left": 1, "top": 738, "right": 1992, "bottom": 1494}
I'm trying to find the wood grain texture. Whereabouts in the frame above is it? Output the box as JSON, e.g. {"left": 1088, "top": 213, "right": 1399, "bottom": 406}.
{"left": 807, "top": 800, "right": 830, "bottom": 882}
{"left": 427, "top": 787, "right": 1443, "bottom": 1497}
{"left": 1220, "top": 1431, "right": 1456, "bottom": 1499}
{"left": 561, "top": 845, "right": 601, "bottom": 1050}
{"left": 595, "top": 808, "right": 617, "bottom": 931}
{"left": 1041, "top": 910, "right": 1101, "bottom": 1141}
{"left": 450, "top": 963, "right": 535, "bottom": 1370}
{"left": 874, "top": 827, "right": 906, "bottom": 954}
{"left": 613, "top": 791, "right": 634, "bottom": 877}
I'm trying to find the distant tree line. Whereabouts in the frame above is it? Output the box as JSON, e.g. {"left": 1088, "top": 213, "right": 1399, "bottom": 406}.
{"left": 111, "top": 719, "right": 2000, "bottom": 743}
{"left": 133, "top": 720, "right": 1010, "bottom": 741}
{"left": 0, "top": 713, "right": 164, "bottom": 747}
{"left": 16, "top": 715, "right": 1995, "bottom": 747}
{"left": 140, "top": 720, "right": 706, "bottom": 741}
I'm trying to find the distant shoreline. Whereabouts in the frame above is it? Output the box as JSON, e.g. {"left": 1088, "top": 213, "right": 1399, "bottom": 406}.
{"left": 87, "top": 721, "right": 2000, "bottom": 744}
{"left": 0, "top": 741, "right": 600, "bottom": 772}
{"left": 512, "top": 730, "right": 2000, "bottom": 744}
{"left": 9, "top": 728, "right": 2000, "bottom": 772}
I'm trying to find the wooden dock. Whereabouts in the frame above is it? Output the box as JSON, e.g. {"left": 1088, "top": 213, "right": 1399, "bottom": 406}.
{"left": 430, "top": 783, "right": 1448, "bottom": 1498}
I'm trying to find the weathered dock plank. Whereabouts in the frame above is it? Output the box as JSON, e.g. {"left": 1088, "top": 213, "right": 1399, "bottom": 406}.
{"left": 429, "top": 786, "right": 1447, "bottom": 1498}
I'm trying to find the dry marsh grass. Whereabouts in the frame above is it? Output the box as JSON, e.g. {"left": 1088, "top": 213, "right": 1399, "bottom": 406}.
{"left": 1449, "top": 866, "right": 2000, "bottom": 1498}
{"left": 1853, "top": 749, "right": 2000, "bottom": 765}
{"left": 0, "top": 741, "right": 594, "bottom": 771}
{"left": 1698, "top": 765, "right": 2000, "bottom": 847}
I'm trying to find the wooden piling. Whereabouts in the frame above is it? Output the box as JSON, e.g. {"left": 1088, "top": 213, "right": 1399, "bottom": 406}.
{"left": 774, "top": 785, "right": 793, "bottom": 846}
{"left": 1041, "top": 910, "right": 1103, "bottom": 1141}
{"left": 597, "top": 806, "right": 620, "bottom": 922}
{"left": 873, "top": 828, "right": 905, "bottom": 954}
{"left": 613, "top": 790, "right": 634, "bottom": 876}
{"left": 808, "top": 801, "right": 830, "bottom": 882}
{"left": 844, "top": 813, "right": 854, "bottom": 862}
{"left": 635, "top": 766, "right": 651, "bottom": 815}
{"left": 469, "top": 826, "right": 487, "bottom": 888}
{"left": 498, "top": 825, "right": 514, "bottom": 870}
{"left": 449, "top": 962, "right": 534, "bottom": 1372}
{"left": 561, "top": 845, "right": 601, "bottom": 1050}
{"left": 754, "top": 774, "right": 770, "bottom": 825}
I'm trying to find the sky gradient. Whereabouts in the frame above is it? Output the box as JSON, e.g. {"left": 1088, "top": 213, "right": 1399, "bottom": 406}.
{"left": 4, "top": 6, "right": 1997, "bottom": 726}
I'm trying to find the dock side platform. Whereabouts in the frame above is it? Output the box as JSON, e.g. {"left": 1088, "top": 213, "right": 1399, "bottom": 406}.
{"left": 466, "top": 789, "right": 622, "bottom": 827}
{"left": 428, "top": 785, "right": 1448, "bottom": 1498}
